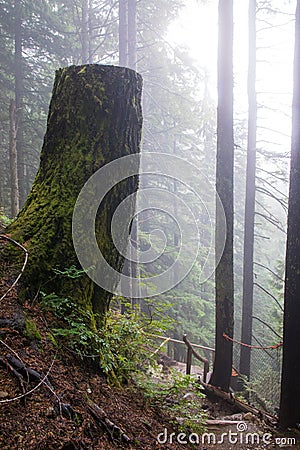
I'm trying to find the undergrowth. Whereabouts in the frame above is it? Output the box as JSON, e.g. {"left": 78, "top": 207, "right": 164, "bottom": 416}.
{"left": 135, "top": 369, "right": 207, "bottom": 434}
{"left": 40, "top": 267, "right": 174, "bottom": 386}
{"left": 0, "top": 210, "right": 12, "bottom": 227}
{"left": 39, "top": 265, "right": 208, "bottom": 435}
{"left": 41, "top": 293, "right": 149, "bottom": 384}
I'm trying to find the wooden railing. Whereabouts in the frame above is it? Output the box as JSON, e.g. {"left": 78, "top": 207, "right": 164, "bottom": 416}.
{"left": 148, "top": 333, "right": 215, "bottom": 383}
{"left": 183, "top": 334, "right": 210, "bottom": 383}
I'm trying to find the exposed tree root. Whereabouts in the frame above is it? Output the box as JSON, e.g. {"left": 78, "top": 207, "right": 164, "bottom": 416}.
{"left": 0, "top": 351, "right": 131, "bottom": 445}
{"left": 0, "top": 355, "right": 25, "bottom": 396}
{"left": 87, "top": 400, "right": 131, "bottom": 445}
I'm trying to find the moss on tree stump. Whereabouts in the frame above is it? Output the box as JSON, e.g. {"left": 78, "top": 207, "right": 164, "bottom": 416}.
{"left": 9, "top": 64, "right": 143, "bottom": 318}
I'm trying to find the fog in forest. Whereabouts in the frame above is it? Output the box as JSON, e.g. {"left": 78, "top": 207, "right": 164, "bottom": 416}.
{"left": 0, "top": 0, "right": 298, "bottom": 426}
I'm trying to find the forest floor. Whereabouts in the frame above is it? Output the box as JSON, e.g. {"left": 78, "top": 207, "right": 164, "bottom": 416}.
{"left": 0, "top": 236, "right": 299, "bottom": 450}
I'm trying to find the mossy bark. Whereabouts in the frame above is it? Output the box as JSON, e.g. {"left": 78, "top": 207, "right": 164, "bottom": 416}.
{"left": 9, "top": 64, "right": 143, "bottom": 319}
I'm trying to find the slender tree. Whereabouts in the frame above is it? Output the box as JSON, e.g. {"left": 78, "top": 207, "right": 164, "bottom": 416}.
{"left": 128, "top": 0, "right": 137, "bottom": 70}
{"left": 240, "top": 0, "right": 257, "bottom": 380}
{"left": 9, "top": 99, "right": 19, "bottom": 217}
{"left": 119, "top": 0, "right": 128, "bottom": 66}
{"left": 210, "top": 0, "right": 234, "bottom": 392}
{"left": 88, "top": 0, "right": 93, "bottom": 63}
{"left": 81, "top": 0, "right": 89, "bottom": 64}
{"left": 14, "top": 0, "right": 25, "bottom": 207}
{"left": 279, "top": 0, "right": 300, "bottom": 429}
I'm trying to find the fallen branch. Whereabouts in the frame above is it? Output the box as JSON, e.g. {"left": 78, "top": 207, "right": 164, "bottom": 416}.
{"left": 206, "top": 419, "right": 245, "bottom": 426}
{"left": 87, "top": 400, "right": 131, "bottom": 445}
{"left": 198, "top": 379, "right": 277, "bottom": 426}
{"left": 0, "top": 234, "right": 28, "bottom": 303}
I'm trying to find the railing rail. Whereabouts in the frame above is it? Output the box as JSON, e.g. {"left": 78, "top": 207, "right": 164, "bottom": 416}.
{"left": 148, "top": 333, "right": 215, "bottom": 382}
{"left": 183, "top": 334, "right": 210, "bottom": 383}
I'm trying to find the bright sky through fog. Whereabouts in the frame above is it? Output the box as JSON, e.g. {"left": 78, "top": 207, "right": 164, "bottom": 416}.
{"left": 168, "top": 0, "right": 296, "bottom": 163}
{"left": 168, "top": 0, "right": 218, "bottom": 97}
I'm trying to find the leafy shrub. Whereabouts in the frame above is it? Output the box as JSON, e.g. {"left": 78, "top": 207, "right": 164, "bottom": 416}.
{"left": 0, "top": 210, "right": 12, "bottom": 226}
{"left": 41, "top": 292, "right": 160, "bottom": 385}
{"left": 135, "top": 369, "right": 206, "bottom": 434}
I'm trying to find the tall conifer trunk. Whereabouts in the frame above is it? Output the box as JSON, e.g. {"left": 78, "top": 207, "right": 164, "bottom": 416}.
{"left": 210, "top": 0, "right": 234, "bottom": 392}
{"left": 279, "top": 0, "right": 300, "bottom": 428}
{"left": 14, "top": 0, "right": 25, "bottom": 207}
{"left": 240, "top": 0, "right": 257, "bottom": 381}
{"left": 128, "top": 0, "right": 137, "bottom": 70}
{"left": 9, "top": 99, "right": 19, "bottom": 217}
{"left": 81, "top": 0, "right": 89, "bottom": 64}
{"left": 119, "top": 0, "right": 128, "bottom": 66}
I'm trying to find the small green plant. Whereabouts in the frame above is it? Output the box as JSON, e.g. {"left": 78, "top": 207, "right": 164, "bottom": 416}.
{"left": 0, "top": 210, "right": 12, "bottom": 227}
{"left": 41, "top": 267, "right": 175, "bottom": 386}
{"left": 112, "top": 295, "right": 175, "bottom": 336}
{"left": 135, "top": 369, "right": 206, "bottom": 434}
{"left": 52, "top": 265, "right": 87, "bottom": 279}
{"left": 41, "top": 292, "right": 158, "bottom": 385}
{"left": 24, "top": 318, "right": 42, "bottom": 341}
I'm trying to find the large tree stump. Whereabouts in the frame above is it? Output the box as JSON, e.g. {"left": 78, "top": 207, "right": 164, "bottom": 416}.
{"left": 9, "top": 64, "right": 142, "bottom": 318}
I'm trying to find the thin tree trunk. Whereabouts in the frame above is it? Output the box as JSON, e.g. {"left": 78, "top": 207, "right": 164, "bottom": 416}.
{"left": 173, "top": 135, "right": 179, "bottom": 287}
{"left": 9, "top": 99, "right": 19, "bottom": 217}
{"left": 239, "top": 0, "right": 257, "bottom": 381}
{"left": 88, "top": 0, "right": 93, "bottom": 63}
{"left": 119, "top": 0, "right": 128, "bottom": 66}
{"left": 14, "top": 0, "right": 25, "bottom": 207}
{"left": 279, "top": 0, "right": 300, "bottom": 429}
{"left": 128, "top": 0, "right": 137, "bottom": 70}
{"left": 0, "top": 127, "right": 5, "bottom": 210}
{"left": 82, "top": 0, "right": 89, "bottom": 64}
{"left": 210, "top": 0, "right": 234, "bottom": 392}
{"left": 127, "top": 0, "right": 138, "bottom": 303}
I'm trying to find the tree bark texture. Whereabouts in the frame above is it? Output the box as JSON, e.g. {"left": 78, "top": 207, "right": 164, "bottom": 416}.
{"left": 279, "top": 0, "right": 300, "bottom": 429}
{"left": 240, "top": 0, "right": 257, "bottom": 380}
{"left": 9, "top": 64, "right": 143, "bottom": 318}
{"left": 210, "top": 0, "right": 234, "bottom": 392}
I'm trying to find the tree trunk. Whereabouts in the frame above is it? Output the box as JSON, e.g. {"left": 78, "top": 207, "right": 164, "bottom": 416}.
{"left": 88, "top": 0, "right": 93, "bottom": 63}
{"left": 119, "top": 0, "right": 128, "bottom": 67}
{"left": 279, "top": 0, "right": 300, "bottom": 429}
{"left": 9, "top": 99, "right": 19, "bottom": 217}
{"left": 210, "top": 0, "right": 234, "bottom": 392}
{"left": 9, "top": 65, "right": 143, "bottom": 319}
{"left": 82, "top": 0, "right": 89, "bottom": 64}
{"left": 128, "top": 0, "right": 137, "bottom": 70}
{"left": 239, "top": 0, "right": 257, "bottom": 381}
{"left": 0, "top": 128, "right": 4, "bottom": 209}
{"left": 14, "top": 0, "right": 25, "bottom": 207}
